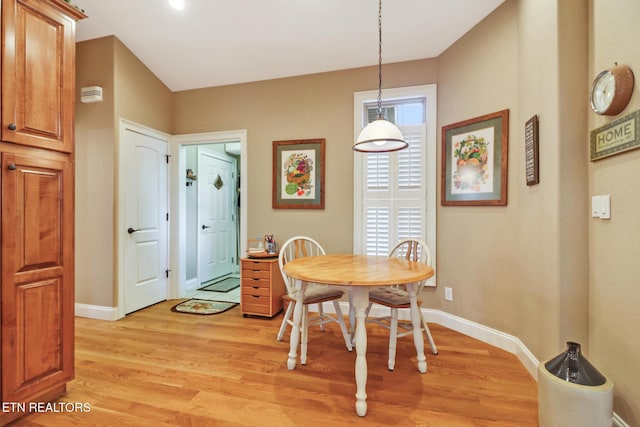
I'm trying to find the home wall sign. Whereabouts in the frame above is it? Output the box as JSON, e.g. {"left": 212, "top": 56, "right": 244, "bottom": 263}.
{"left": 590, "top": 110, "right": 640, "bottom": 161}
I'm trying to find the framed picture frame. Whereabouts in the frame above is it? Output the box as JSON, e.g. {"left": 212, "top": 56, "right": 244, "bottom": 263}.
{"left": 525, "top": 114, "right": 539, "bottom": 185}
{"left": 441, "top": 109, "right": 509, "bottom": 206}
{"left": 272, "top": 138, "right": 325, "bottom": 209}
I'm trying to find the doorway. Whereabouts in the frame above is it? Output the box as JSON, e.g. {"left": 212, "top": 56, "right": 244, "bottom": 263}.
{"left": 170, "top": 130, "right": 248, "bottom": 299}
{"left": 195, "top": 145, "right": 237, "bottom": 283}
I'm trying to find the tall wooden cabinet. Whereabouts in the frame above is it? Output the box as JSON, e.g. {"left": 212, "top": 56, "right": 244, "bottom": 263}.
{"left": 0, "top": 0, "right": 85, "bottom": 424}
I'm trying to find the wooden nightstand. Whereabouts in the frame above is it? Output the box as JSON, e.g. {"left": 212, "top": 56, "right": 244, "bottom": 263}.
{"left": 240, "top": 257, "right": 285, "bottom": 317}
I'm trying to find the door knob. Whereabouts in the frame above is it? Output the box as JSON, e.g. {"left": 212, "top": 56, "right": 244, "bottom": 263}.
{"left": 202, "top": 224, "right": 211, "bottom": 230}
{"left": 7, "top": 163, "right": 16, "bottom": 170}
{"left": 127, "top": 227, "right": 140, "bottom": 234}
{"left": 7, "top": 123, "right": 16, "bottom": 131}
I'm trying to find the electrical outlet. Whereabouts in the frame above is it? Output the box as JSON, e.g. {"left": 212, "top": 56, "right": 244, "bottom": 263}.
{"left": 445, "top": 287, "right": 453, "bottom": 301}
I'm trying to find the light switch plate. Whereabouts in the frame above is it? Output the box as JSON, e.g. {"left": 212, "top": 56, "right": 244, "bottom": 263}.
{"left": 591, "top": 195, "right": 611, "bottom": 219}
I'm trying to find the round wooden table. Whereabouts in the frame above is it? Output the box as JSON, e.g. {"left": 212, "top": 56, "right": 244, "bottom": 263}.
{"left": 283, "top": 254, "right": 435, "bottom": 416}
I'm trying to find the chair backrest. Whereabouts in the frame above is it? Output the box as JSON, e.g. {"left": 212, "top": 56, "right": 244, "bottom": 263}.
{"left": 388, "top": 238, "right": 432, "bottom": 291}
{"left": 278, "top": 236, "right": 326, "bottom": 296}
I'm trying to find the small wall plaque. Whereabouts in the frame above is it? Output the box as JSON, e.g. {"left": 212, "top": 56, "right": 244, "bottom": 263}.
{"left": 525, "top": 115, "right": 539, "bottom": 185}
{"left": 590, "top": 110, "right": 640, "bottom": 161}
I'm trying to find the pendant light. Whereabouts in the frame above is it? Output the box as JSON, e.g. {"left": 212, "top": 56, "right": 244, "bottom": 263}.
{"left": 353, "top": 0, "right": 408, "bottom": 153}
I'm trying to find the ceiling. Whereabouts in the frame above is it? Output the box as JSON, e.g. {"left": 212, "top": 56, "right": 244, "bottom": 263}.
{"left": 75, "top": 0, "right": 505, "bottom": 92}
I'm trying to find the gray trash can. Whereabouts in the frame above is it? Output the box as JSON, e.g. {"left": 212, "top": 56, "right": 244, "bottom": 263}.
{"left": 538, "top": 341, "right": 614, "bottom": 427}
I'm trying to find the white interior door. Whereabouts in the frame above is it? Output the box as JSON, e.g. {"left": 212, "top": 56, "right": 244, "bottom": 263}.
{"left": 123, "top": 127, "right": 169, "bottom": 314}
{"left": 198, "top": 148, "right": 236, "bottom": 283}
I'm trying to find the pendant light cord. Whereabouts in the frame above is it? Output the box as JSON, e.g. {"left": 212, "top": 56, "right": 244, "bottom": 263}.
{"left": 377, "top": 0, "right": 383, "bottom": 119}
{"left": 353, "top": 0, "right": 408, "bottom": 152}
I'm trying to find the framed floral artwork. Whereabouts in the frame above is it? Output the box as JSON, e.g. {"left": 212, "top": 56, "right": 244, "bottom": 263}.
{"left": 272, "top": 138, "right": 325, "bottom": 209}
{"left": 441, "top": 109, "right": 509, "bottom": 206}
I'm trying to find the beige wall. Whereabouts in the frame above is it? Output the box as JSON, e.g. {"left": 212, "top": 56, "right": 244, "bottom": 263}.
{"left": 75, "top": 0, "right": 639, "bottom": 423}
{"left": 589, "top": 0, "right": 640, "bottom": 423}
{"left": 435, "top": 0, "right": 528, "bottom": 337}
{"left": 172, "top": 61, "right": 438, "bottom": 255}
{"left": 113, "top": 39, "right": 173, "bottom": 133}
{"left": 436, "top": 0, "right": 590, "bottom": 386}
{"left": 75, "top": 36, "right": 172, "bottom": 306}
{"left": 76, "top": 37, "right": 116, "bottom": 306}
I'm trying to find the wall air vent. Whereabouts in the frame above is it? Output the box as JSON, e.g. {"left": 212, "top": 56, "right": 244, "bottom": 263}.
{"left": 80, "top": 86, "right": 103, "bottom": 103}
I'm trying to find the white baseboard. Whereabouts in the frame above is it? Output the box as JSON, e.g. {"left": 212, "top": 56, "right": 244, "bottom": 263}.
{"left": 75, "top": 303, "right": 119, "bottom": 321}
{"left": 421, "top": 308, "right": 540, "bottom": 378}
{"left": 343, "top": 302, "right": 539, "bottom": 377}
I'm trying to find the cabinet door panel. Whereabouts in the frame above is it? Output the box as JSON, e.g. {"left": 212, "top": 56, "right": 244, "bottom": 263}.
{"left": 1, "top": 152, "right": 73, "bottom": 402}
{"left": 21, "top": 165, "right": 63, "bottom": 269}
{"left": 18, "top": 278, "right": 63, "bottom": 381}
{"left": 1, "top": 0, "right": 77, "bottom": 152}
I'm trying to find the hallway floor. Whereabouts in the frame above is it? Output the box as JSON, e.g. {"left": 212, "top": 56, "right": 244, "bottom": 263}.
{"left": 192, "top": 274, "right": 240, "bottom": 303}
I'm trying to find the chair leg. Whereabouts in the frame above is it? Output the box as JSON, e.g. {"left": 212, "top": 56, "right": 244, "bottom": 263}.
{"left": 388, "top": 308, "right": 399, "bottom": 371}
{"left": 348, "top": 291, "right": 356, "bottom": 336}
{"left": 333, "top": 300, "right": 353, "bottom": 351}
{"left": 317, "top": 302, "right": 326, "bottom": 332}
{"left": 420, "top": 311, "right": 438, "bottom": 355}
{"left": 365, "top": 301, "right": 373, "bottom": 317}
{"left": 301, "top": 305, "right": 309, "bottom": 365}
{"left": 277, "top": 301, "right": 294, "bottom": 341}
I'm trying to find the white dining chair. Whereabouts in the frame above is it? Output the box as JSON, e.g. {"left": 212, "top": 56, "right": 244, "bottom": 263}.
{"left": 276, "top": 236, "right": 352, "bottom": 364}
{"left": 365, "top": 238, "right": 438, "bottom": 371}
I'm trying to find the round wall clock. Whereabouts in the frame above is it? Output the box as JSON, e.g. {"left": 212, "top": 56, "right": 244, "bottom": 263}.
{"left": 590, "top": 64, "right": 635, "bottom": 116}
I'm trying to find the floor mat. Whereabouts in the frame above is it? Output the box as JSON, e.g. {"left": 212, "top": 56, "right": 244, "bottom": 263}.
{"left": 171, "top": 299, "right": 238, "bottom": 315}
{"left": 199, "top": 277, "right": 240, "bottom": 293}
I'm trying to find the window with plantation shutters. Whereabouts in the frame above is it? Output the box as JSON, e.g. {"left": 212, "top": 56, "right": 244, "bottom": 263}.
{"left": 354, "top": 85, "right": 437, "bottom": 286}
{"left": 361, "top": 124, "right": 426, "bottom": 255}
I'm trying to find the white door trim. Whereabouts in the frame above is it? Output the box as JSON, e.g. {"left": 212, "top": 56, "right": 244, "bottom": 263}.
{"left": 169, "top": 130, "right": 248, "bottom": 299}
{"left": 117, "top": 118, "right": 171, "bottom": 319}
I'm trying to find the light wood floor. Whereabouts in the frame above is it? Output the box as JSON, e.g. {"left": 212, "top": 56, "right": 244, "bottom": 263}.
{"left": 13, "top": 300, "right": 538, "bottom": 426}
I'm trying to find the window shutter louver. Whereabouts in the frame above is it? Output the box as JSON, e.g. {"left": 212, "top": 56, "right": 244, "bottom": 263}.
{"left": 398, "top": 206, "right": 423, "bottom": 241}
{"left": 365, "top": 206, "right": 390, "bottom": 255}
{"left": 366, "top": 153, "right": 390, "bottom": 190}
{"left": 398, "top": 126, "right": 423, "bottom": 190}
